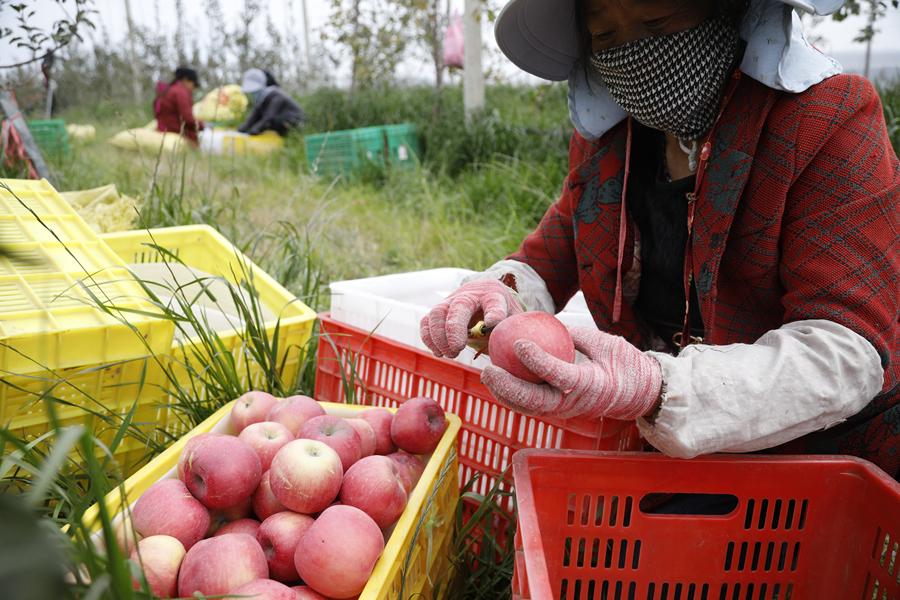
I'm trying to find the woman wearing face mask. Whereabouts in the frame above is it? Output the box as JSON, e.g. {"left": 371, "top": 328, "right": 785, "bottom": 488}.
{"left": 421, "top": 0, "right": 899, "bottom": 478}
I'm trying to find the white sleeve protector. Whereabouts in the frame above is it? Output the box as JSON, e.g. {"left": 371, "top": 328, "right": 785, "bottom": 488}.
{"left": 637, "top": 319, "right": 885, "bottom": 457}
{"left": 461, "top": 259, "right": 557, "bottom": 314}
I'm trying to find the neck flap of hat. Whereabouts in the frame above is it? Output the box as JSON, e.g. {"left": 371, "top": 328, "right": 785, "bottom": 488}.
{"left": 568, "top": 0, "right": 844, "bottom": 141}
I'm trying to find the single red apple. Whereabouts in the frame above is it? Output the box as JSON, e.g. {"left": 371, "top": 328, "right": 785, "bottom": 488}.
{"left": 239, "top": 420, "right": 294, "bottom": 471}
{"left": 267, "top": 395, "right": 325, "bottom": 436}
{"left": 113, "top": 516, "right": 142, "bottom": 555}
{"left": 257, "top": 511, "right": 315, "bottom": 582}
{"left": 253, "top": 470, "right": 287, "bottom": 520}
{"left": 359, "top": 408, "right": 396, "bottom": 455}
{"left": 176, "top": 433, "right": 222, "bottom": 482}
{"left": 230, "top": 391, "right": 280, "bottom": 433}
{"left": 177, "top": 533, "right": 267, "bottom": 597}
{"left": 387, "top": 451, "right": 426, "bottom": 494}
{"left": 180, "top": 435, "right": 261, "bottom": 510}
{"left": 131, "top": 479, "right": 210, "bottom": 550}
{"left": 339, "top": 455, "right": 408, "bottom": 529}
{"left": 213, "top": 518, "right": 261, "bottom": 538}
{"left": 297, "top": 415, "right": 362, "bottom": 471}
{"left": 345, "top": 418, "right": 377, "bottom": 457}
{"left": 130, "top": 535, "right": 185, "bottom": 598}
{"left": 487, "top": 311, "right": 575, "bottom": 383}
{"left": 294, "top": 505, "right": 385, "bottom": 599}
{"left": 231, "top": 578, "right": 297, "bottom": 600}
{"left": 390, "top": 397, "right": 447, "bottom": 455}
{"left": 269, "top": 439, "right": 343, "bottom": 514}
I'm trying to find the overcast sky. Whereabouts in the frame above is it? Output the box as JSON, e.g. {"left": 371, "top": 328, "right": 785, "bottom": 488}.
{"left": 2, "top": 0, "right": 899, "bottom": 84}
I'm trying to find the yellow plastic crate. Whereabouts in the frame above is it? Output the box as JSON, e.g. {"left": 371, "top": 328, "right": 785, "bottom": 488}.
{"left": 0, "top": 178, "right": 174, "bottom": 375}
{"left": 0, "top": 179, "right": 174, "bottom": 473}
{"left": 84, "top": 401, "right": 461, "bottom": 599}
{"left": 221, "top": 130, "right": 284, "bottom": 156}
{"left": 100, "top": 225, "right": 317, "bottom": 439}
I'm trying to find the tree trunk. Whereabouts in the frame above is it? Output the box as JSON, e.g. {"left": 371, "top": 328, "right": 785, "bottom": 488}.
{"left": 350, "top": 0, "right": 362, "bottom": 93}
{"left": 432, "top": 0, "right": 443, "bottom": 91}
{"left": 301, "top": 0, "right": 312, "bottom": 75}
{"left": 463, "top": 0, "right": 485, "bottom": 117}
{"left": 123, "top": 0, "right": 142, "bottom": 105}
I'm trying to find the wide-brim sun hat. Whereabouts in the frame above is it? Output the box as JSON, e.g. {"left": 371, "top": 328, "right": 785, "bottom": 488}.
{"left": 495, "top": 0, "right": 846, "bottom": 82}
{"left": 497, "top": 0, "right": 847, "bottom": 141}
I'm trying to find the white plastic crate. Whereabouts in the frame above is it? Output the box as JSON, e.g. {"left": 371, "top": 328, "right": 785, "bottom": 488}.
{"left": 328, "top": 268, "right": 594, "bottom": 368}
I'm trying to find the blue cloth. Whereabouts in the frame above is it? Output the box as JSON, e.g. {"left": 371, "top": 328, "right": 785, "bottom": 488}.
{"left": 568, "top": 0, "right": 845, "bottom": 141}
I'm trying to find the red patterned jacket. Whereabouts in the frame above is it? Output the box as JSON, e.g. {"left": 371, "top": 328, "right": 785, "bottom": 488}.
{"left": 509, "top": 72, "right": 899, "bottom": 477}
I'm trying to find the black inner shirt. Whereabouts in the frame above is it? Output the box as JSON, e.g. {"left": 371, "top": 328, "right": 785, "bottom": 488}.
{"left": 626, "top": 124, "right": 706, "bottom": 346}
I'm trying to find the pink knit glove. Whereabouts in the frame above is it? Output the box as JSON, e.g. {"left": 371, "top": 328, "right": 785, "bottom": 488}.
{"left": 481, "top": 326, "right": 663, "bottom": 420}
{"left": 420, "top": 279, "right": 524, "bottom": 358}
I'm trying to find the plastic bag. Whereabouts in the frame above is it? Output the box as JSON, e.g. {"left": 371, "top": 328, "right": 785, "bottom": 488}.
{"left": 108, "top": 127, "right": 187, "bottom": 155}
{"left": 193, "top": 84, "right": 249, "bottom": 122}
{"left": 65, "top": 123, "right": 96, "bottom": 140}
{"left": 60, "top": 184, "right": 139, "bottom": 233}
{"left": 443, "top": 13, "right": 464, "bottom": 69}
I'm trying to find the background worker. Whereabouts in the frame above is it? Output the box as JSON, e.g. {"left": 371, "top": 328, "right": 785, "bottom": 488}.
{"left": 238, "top": 67, "right": 305, "bottom": 137}
{"left": 155, "top": 66, "right": 203, "bottom": 145}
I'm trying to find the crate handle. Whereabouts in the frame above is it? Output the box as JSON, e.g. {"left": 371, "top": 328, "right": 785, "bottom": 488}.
{"left": 639, "top": 492, "right": 739, "bottom": 516}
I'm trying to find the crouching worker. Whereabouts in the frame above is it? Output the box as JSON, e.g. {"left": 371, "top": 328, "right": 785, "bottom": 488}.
{"left": 238, "top": 68, "right": 305, "bottom": 136}
{"left": 421, "top": 0, "right": 899, "bottom": 479}
{"left": 155, "top": 66, "right": 204, "bottom": 145}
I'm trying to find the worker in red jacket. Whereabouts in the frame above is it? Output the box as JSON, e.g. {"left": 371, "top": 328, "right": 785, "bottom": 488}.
{"left": 421, "top": 0, "right": 899, "bottom": 478}
{"left": 155, "top": 67, "right": 203, "bottom": 145}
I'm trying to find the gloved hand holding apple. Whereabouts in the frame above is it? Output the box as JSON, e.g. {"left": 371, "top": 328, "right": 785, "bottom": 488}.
{"left": 480, "top": 315, "right": 664, "bottom": 421}
{"left": 419, "top": 279, "right": 524, "bottom": 358}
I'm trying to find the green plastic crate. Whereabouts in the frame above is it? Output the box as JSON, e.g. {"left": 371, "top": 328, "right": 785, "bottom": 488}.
{"left": 383, "top": 124, "right": 419, "bottom": 168}
{"left": 27, "top": 119, "right": 70, "bottom": 157}
{"left": 305, "top": 123, "right": 419, "bottom": 177}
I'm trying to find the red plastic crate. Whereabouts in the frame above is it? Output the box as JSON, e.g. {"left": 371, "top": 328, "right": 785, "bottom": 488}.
{"left": 512, "top": 451, "right": 900, "bottom": 600}
{"left": 315, "top": 314, "right": 643, "bottom": 506}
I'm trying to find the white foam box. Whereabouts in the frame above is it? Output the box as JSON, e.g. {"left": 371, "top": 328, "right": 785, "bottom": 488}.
{"left": 328, "top": 268, "right": 594, "bottom": 368}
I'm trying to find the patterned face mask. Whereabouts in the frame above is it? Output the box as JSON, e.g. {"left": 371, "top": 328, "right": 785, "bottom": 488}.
{"left": 589, "top": 16, "right": 741, "bottom": 142}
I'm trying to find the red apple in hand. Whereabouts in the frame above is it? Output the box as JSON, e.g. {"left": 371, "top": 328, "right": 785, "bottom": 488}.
{"left": 359, "top": 408, "right": 396, "bottom": 455}
{"left": 131, "top": 479, "right": 210, "bottom": 549}
{"left": 267, "top": 395, "right": 325, "bottom": 436}
{"left": 488, "top": 311, "right": 575, "bottom": 383}
{"left": 180, "top": 435, "right": 261, "bottom": 509}
{"left": 177, "top": 533, "right": 267, "bottom": 597}
{"left": 130, "top": 535, "right": 185, "bottom": 598}
{"left": 257, "top": 511, "right": 315, "bottom": 582}
{"left": 346, "top": 418, "right": 377, "bottom": 457}
{"left": 391, "top": 397, "right": 447, "bottom": 454}
{"left": 298, "top": 415, "right": 362, "bottom": 471}
{"left": 231, "top": 579, "right": 297, "bottom": 600}
{"left": 295, "top": 505, "right": 385, "bottom": 599}
{"left": 387, "top": 451, "right": 426, "bottom": 494}
{"left": 213, "top": 518, "right": 261, "bottom": 538}
{"left": 339, "top": 455, "right": 408, "bottom": 529}
{"left": 269, "top": 439, "right": 343, "bottom": 514}
{"left": 239, "top": 421, "right": 293, "bottom": 471}
{"left": 231, "top": 391, "right": 280, "bottom": 433}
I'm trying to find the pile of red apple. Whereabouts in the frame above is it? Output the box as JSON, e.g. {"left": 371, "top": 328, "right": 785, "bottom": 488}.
{"left": 117, "top": 392, "right": 448, "bottom": 599}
